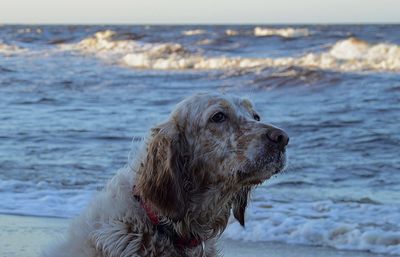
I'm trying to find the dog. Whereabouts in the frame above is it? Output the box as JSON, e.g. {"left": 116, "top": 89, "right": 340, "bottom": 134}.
{"left": 44, "top": 93, "right": 289, "bottom": 257}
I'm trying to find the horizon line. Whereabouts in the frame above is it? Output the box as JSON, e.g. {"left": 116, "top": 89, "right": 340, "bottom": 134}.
{"left": 1, "top": 22, "right": 400, "bottom": 26}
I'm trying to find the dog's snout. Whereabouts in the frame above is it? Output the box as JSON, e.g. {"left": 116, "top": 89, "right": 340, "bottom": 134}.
{"left": 266, "top": 128, "right": 289, "bottom": 150}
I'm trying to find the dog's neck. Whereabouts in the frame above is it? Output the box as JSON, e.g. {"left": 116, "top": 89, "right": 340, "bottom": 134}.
{"left": 133, "top": 187, "right": 203, "bottom": 249}
{"left": 173, "top": 185, "right": 235, "bottom": 240}
{"left": 135, "top": 184, "right": 237, "bottom": 243}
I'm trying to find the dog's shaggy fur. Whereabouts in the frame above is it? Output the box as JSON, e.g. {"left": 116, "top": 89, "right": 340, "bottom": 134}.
{"left": 44, "top": 93, "right": 288, "bottom": 257}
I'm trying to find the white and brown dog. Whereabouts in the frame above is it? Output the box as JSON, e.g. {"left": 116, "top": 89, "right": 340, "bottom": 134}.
{"left": 45, "top": 93, "right": 289, "bottom": 257}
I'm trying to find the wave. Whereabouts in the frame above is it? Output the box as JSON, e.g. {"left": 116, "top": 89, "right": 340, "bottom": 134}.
{"left": 122, "top": 38, "right": 400, "bottom": 72}
{"left": 224, "top": 197, "right": 400, "bottom": 255}
{"left": 2, "top": 176, "right": 399, "bottom": 255}
{"left": 182, "top": 29, "right": 206, "bottom": 36}
{"left": 225, "top": 29, "right": 239, "bottom": 36}
{"left": 0, "top": 42, "right": 25, "bottom": 55}
{"left": 17, "top": 28, "right": 43, "bottom": 34}
{"left": 330, "top": 37, "right": 400, "bottom": 62}
{"left": 60, "top": 30, "right": 187, "bottom": 65}
{"left": 0, "top": 66, "right": 15, "bottom": 73}
{"left": 59, "top": 30, "right": 142, "bottom": 54}
{"left": 0, "top": 179, "right": 95, "bottom": 218}
{"left": 62, "top": 31, "right": 400, "bottom": 72}
{"left": 254, "top": 27, "right": 310, "bottom": 38}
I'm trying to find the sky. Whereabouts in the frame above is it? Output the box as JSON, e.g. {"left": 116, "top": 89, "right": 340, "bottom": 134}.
{"left": 1, "top": 0, "right": 399, "bottom": 24}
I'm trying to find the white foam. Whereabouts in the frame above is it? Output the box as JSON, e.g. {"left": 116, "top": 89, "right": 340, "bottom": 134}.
{"left": 60, "top": 30, "right": 142, "bottom": 55}
{"left": 61, "top": 30, "right": 188, "bottom": 67}
{"left": 254, "top": 27, "right": 310, "bottom": 38}
{"left": 0, "top": 42, "right": 25, "bottom": 55}
{"left": 223, "top": 194, "right": 400, "bottom": 255}
{"left": 329, "top": 37, "right": 370, "bottom": 59}
{"left": 329, "top": 37, "right": 400, "bottom": 70}
{"left": 0, "top": 179, "right": 95, "bottom": 218}
{"left": 225, "top": 29, "right": 239, "bottom": 36}
{"left": 196, "top": 39, "right": 213, "bottom": 45}
{"left": 63, "top": 31, "right": 400, "bottom": 72}
{"left": 182, "top": 29, "right": 206, "bottom": 36}
{"left": 2, "top": 176, "right": 399, "bottom": 255}
{"left": 16, "top": 28, "right": 42, "bottom": 34}
{"left": 122, "top": 37, "right": 400, "bottom": 72}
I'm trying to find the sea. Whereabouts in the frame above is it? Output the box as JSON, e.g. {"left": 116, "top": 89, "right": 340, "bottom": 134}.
{"left": 0, "top": 25, "right": 399, "bottom": 255}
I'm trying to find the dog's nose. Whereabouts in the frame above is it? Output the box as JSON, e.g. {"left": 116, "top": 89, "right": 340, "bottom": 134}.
{"left": 266, "top": 129, "right": 289, "bottom": 150}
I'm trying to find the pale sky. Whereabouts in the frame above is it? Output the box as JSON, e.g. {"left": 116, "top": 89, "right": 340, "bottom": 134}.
{"left": 1, "top": 0, "right": 399, "bottom": 24}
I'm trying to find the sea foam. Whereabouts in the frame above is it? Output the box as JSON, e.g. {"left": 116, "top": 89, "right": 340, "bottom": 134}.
{"left": 0, "top": 179, "right": 94, "bottom": 218}
{"left": 1, "top": 177, "right": 399, "bottom": 255}
{"left": 60, "top": 30, "right": 142, "bottom": 55}
{"left": 182, "top": 29, "right": 206, "bottom": 36}
{"left": 254, "top": 27, "right": 310, "bottom": 38}
{"left": 223, "top": 194, "right": 400, "bottom": 255}
{"left": 122, "top": 37, "right": 400, "bottom": 72}
{"left": 62, "top": 31, "right": 400, "bottom": 73}
{"left": 225, "top": 29, "right": 239, "bottom": 36}
{"left": 0, "top": 42, "right": 25, "bottom": 55}
{"left": 60, "top": 30, "right": 188, "bottom": 67}
{"left": 329, "top": 37, "right": 400, "bottom": 65}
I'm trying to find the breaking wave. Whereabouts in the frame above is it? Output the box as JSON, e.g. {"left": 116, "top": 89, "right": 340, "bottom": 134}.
{"left": 0, "top": 42, "right": 26, "bottom": 55}
{"left": 254, "top": 27, "right": 310, "bottom": 38}
{"left": 224, "top": 196, "right": 400, "bottom": 255}
{"left": 62, "top": 31, "right": 400, "bottom": 72}
{"left": 123, "top": 37, "right": 400, "bottom": 72}
{"left": 330, "top": 37, "right": 400, "bottom": 64}
{"left": 59, "top": 30, "right": 141, "bottom": 55}
{"left": 182, "top": 29, "right": 206, "bottom": 36}
{"left": 225, "top": 29, "right": 239, "bottom": 36}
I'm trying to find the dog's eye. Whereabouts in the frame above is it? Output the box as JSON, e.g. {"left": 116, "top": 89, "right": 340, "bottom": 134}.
{"left": 253, "top": 114, "right": 260, "bottom": 121}
{"left": 211, "top": 112, "right": 226, "bottom": 123}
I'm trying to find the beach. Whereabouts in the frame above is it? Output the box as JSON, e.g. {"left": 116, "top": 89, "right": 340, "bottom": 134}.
{"left": 0, "top": 214, "right": 389, "bottom": 257}
{"left": 1, "top": 25, "right": 399, "bottom": 256}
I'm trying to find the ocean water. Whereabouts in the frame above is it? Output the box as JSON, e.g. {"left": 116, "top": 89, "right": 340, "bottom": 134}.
{"left": 0, "top": 25, "right": 399, "bottom": 255}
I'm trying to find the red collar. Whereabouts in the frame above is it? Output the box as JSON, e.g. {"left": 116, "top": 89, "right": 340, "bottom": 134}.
{"left": 133, "top": 186, "right": 202, "bottom": 249}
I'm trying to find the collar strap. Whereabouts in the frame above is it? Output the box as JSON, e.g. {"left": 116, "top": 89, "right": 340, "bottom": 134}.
{"left": 133, "top": 186, "right": 202, "bottom": 248}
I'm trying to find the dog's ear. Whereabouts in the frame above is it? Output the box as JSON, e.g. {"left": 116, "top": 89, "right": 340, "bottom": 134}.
{"left": 137, "top": 122, "right": 188, "bottom": 220}
{"left": 232, "top": 187, "right": 250, "bottom": 227}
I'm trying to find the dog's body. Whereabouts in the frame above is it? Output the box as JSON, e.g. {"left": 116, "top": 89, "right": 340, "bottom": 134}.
{"left": 44, "top": 93, "right": 288, "bottom": 257}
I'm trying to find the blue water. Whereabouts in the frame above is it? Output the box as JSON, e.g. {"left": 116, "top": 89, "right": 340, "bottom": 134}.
{"left": 0, "top": 25, "right": 399, "bottom": 255}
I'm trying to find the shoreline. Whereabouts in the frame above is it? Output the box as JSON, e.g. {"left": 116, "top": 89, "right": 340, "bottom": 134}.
{"left": 0, "top": 214, "right": 390, "bottom": 257}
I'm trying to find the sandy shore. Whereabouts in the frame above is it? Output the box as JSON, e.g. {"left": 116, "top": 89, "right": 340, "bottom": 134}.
{"left": 0, "top": 214, "right": 388, "bottom": 257}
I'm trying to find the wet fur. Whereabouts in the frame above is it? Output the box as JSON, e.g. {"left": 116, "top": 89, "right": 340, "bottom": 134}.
{"left": 44, "top": 93, "right": 287, "bottom": 257}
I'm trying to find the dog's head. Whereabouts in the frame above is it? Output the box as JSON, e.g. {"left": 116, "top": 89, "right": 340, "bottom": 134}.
{"left": 136, "top": 93, "right": 289, "bottom": 225}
